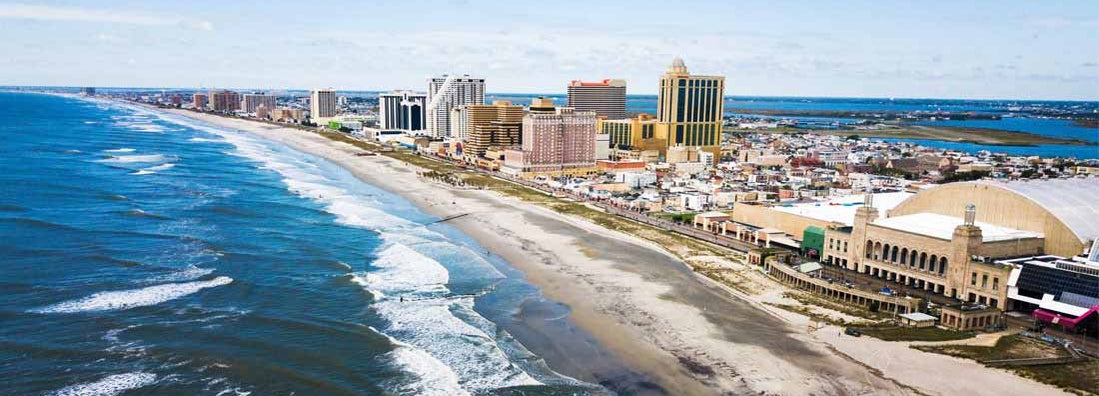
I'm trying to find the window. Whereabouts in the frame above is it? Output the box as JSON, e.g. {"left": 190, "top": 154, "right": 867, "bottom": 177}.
{"left": 992, "top": 277, "right": 999, "bottom": 291}
{"left": 981, "top": 274, "right": 988, "bottom": 288}
{"left": 971, "top": 272, "right": 977, "bottom": 286}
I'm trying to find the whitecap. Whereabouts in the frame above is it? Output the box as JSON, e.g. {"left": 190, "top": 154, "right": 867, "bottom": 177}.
{"left": 189, "top": 137, "right": 224, "bottom": 143}
{"left": 98, "top": 154, "right": 168, "bottom": 164}
{"left": 146, "top": 265, "right": 216, "bottom": 282}
{"left": 103, "top": 148, "right": 136, "bottom": 153}
{"left": 31, "top": 276, "right": 233, "bottom": 313}
{"left": 132, "top": 163, "right": 175, "bottom": 175}
{"left": 48, "top": 372, "right": 157, "bottom": 396}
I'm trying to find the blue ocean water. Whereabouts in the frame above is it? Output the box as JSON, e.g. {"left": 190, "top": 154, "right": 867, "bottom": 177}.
{"left": 0, "top": 92, "right": 607, "bottom": 395}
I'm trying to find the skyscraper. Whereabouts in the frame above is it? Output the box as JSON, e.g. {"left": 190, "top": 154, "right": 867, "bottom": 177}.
{"left": 311, "top": 89, "right": 337, "bottom": 120}
{"left": 657, "top": 58, "right": 724, "bottom": 161}
{"left": 462, "top": 100, "right": 524, "bottom": 159}
{"left": 567, "top": 79, "right": 627, "bottom": 120}
{"left": 242, "top": 92, "right": 277, "bottom": 114}
{"left": 502, "top": 105, "right": 599, "bottom": 176}
{"left": 208, "top": 90, "right": 241, "bottom": 112}
{"left": 426, "top": 75, "right": 485, "bottom": 139}
{"left": 378, "top": 90, "right": 427, "bottom": 132}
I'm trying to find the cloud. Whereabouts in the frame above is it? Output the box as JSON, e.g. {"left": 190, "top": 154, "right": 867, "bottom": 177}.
{"left": 0, "top": 3, "right": 213, "bottom": 31}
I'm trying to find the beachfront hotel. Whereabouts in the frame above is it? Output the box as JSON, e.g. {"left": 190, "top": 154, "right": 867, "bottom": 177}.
{"left": 192, "top": 93, "right": 208, "bottom": 110}
{"left": 310, "top": 88, "right": 338, "bottom": 121}
{"left": 460, "top": 100, "right": 524, "bottom": 159}
{"left": 208, "top": 90, "right": 241, "bottom": 112}
{"left": 241, "top": 92, "right": 277, "bottom": 114}
{"left": 377, "top": 90, "right": 427, "bottom": 132}
{"left": 567, "top": 79, "right": 627, "bottom": 120}
{"left": 426, "top": 75, "right": 485, "bottom": 139}
{"left": 502, "top": 103, "right": 599, "bottom": 177}
{"left": 657, "top": 58, "right": 725, "bottom": 162}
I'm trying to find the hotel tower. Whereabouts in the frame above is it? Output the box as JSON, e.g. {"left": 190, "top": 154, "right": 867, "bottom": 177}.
{"left": 657, "top": 58, "right": 724, "bottom": 160}
{"left": 567, "top": 79, "right": 627, "bottom": 120}
{"left": 427, "top": 75, "right": 485, "bottom": 139}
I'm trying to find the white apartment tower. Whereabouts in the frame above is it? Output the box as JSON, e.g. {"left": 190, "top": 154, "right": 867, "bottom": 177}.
{"left": 426, "top": 75, "right": 485, "bottom": 138}
{"left": 310, "top": 89, "right": 337, "bottom": 120}
{"left": 378, "top": 90, "right": 428, "bottom": 132}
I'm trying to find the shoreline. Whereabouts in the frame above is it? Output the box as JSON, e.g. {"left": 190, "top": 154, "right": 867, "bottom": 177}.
{"left": 150, "top": 105, "right": 1071, "bottom": 395}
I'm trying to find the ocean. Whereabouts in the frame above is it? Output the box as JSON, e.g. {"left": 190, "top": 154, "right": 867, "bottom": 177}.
{"left": 0, "top": 92, "right": 619, "bottom": 395}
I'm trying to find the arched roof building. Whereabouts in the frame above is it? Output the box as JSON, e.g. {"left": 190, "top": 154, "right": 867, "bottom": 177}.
{"left": 889, "top": 179, "right": 1099, "bottom": 257}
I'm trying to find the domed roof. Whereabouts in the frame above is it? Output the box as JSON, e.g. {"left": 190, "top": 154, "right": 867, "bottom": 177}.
{"left": 668, "top": 57, "right": 689, "bottom": 74}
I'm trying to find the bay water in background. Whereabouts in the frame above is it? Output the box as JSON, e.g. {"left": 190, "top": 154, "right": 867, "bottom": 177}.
{"left": 0, "top": 92, "right": 614, "bottom": 395}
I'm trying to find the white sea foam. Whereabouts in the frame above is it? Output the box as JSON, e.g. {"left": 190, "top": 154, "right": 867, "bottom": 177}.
{"left": 48, "top": 372, "right": 157, "bottom": 396}
{"left": 31, "top": 276, "right": 233, "bottom": 314}
{"left": 98, "top": 154, "right": 169, "bottom": 164}
{"left": 362, "top": 243, "right": 540, "bottom": 393}
{"left": 103, "top": 148, "right": 136, "bottom": 153}
{"left": 189, "top": 137, "right": 224, "bottom": 143}
{"left": 146, "top": 265, "right": 216, "bottom": 282}
{"left": 378, "top": 330, "right": 468, "bottom": 396}
{"left": 132, "top": 163, "right": 175, "bottom": 175}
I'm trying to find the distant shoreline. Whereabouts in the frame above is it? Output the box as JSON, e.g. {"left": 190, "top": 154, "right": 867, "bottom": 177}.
{"left": 730, "top": 124, "right": 1098, "bottom": 148}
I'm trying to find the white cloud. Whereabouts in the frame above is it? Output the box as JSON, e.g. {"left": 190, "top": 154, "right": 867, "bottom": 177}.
{"left": 0, "top": 3, "right": 213, "bottom": 31}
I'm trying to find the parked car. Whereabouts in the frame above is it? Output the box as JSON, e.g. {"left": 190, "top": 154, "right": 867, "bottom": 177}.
{"left": 844, "top": 327, "right": 862, "bottom": 337}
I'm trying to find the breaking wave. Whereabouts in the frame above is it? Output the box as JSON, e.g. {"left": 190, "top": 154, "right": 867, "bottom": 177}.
{"left": 48, "top": 372, "right": 157, "bottom": 396}
{"left": 30, "top": 276, "right": 233, "bottom": 314}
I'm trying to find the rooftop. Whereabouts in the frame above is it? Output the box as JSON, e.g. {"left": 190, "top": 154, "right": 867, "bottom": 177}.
{"left": 972, "top": 179, "right": 1099, "bottom": 244}
{"left": 873, "top": 213, "right": 1044, "bottom": 242}
{"left": 771, "top": 192, "right": 913, "bottom": 226}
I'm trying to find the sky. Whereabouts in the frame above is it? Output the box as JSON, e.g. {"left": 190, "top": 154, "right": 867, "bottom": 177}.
{"left": 1, "top": 0, "right": 1097, "bottom": 100}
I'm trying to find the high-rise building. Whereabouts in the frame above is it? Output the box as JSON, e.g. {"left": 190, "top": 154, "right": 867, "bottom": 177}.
{"left": 462, "top": 100, "right": 524, "bottom": 159}
{"left": 311, "top": 89, "right": 337, "bottom": 120}
{"left": 450, "top": 107, "right": 468, "bottom": 141}
{"left": 597, "top": 113, "right": 666, "bottom": 152}
{"left": 567, "top": 79, "right": 627, "bottom": 120}
{"left": 192, "top": 93, "right": 208, "bottom": 110}
{"left": 426, "top": 75, "right": 485, "bottom": 138}
{"left": 378, "top": 90, "right": 427, "bottom": 132}
{"left": 208, "top": 90, "right": 241, "bottom": 112}
{"left": 502, "top": 105, "right": 599, "bottom": 177}
{"left": 242, "top": 92, "right": 277, "bottom": 114}
{"left": 657, "top": 58, "right": 724, "bottom": 161}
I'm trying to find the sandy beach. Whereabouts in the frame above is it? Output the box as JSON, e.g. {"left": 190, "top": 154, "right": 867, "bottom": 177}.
{"left": 159, "top": 107, "right": 1071, "bottom": 396}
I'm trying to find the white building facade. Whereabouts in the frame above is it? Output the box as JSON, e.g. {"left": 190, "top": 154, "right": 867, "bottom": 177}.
{"left": 426, "top": 75, "right": 485, "bottom": 139}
